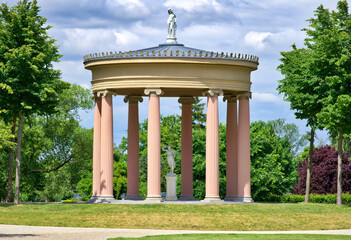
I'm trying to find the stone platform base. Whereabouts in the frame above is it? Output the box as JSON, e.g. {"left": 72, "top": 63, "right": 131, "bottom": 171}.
{"left": 87, "top": 196, "right": 116, "bottom": 203}
{"left": 201, "top": 196, "right": 224, "bottom": 203}
{"left": 178, "top": 196, "right": 196, "bottom": 201}
{"left": 124, "top": 195, "right": 143, "bottom": 201}
{"left": 233, "top": 196, "right": 254, "bottom": 203}
{"left": 144, "top": 196, "right": 164, "bottom": 203}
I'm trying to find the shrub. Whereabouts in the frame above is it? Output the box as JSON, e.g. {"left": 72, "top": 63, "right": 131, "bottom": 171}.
{"left": 280, "top": 194, "right": 305, "bottom": 203}
{"left": 294, "top": 145, "right": 351, "bottom": 194}
{"left": 279, "top": 193, "right": 351, "bottom": 205}
{"left": 62, "top": 199, "right": 78, "bottom": 203}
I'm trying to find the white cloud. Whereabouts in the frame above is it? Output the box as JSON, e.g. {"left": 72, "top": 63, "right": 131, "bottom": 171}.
{"left": 114, "top": 30, "right": 140, "bottom": 48}
{"left": 107, "top": 0, "right": 144, "bottom": 9}
{"left": 180, "top": 24, "right": 242, "bottom": 52}
{"left": 60, "top": 23, "right": 165, "bottom": 59}
{"left": 62, "top": 28, "right": 117, "bottom": 57}
{"left": 53, "top": 60, "right": 91, "bottom": 86}
{"left": 164, "top": 0, "right": 222, "bottom": 12}
{"left": 244, "top": 32, "right": 273, "bottom": 50}
{"left": 244, "top": 29, "right": 305, "bottom": 51}
{"left": 252, "top": 92, "right": 281, "bottom": 103}
{"left": 106, "top": 0, "right": 150, "bottom": 19}
{"left": 80, "top": 83, "right": 90, "bottom": 89}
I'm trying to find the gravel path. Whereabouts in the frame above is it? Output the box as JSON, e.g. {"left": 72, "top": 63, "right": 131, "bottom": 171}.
{"left": 0, "top": 225, "right": 351, "bottom": 240}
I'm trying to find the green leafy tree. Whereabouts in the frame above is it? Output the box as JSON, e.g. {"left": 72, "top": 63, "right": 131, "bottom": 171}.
{"left": 0, "top": 84, "right": 94, "bottom": 202}
{"left": 0, "top": 0, "right": 66, "bottom": 204}
{"left": 277, "top": 46, "right": 323, "bottom": 203}
{"left": 26, "top": 84, "right": 93, "bottom": 201}
{"left": 250, "top": 120, "right": 303, "bottom": 201}
{"left": 304, "top": 0, "right": 351, "bottom": 205}
{"left": 0, "top": 84, "right": 16, "bottom": 202}
{"left": 192, "top": 97, "right": 206, "bottom": 129}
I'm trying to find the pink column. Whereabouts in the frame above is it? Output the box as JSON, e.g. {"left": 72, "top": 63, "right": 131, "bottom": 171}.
{"left": 100, "top": 90, "right": 115, "bottom": 201}
{"left": 237, "top": 93, "right": 253, "bottom": 202}
{"left": 203, "top": 89, "right": 223, "bottom": 202}
{"left": 224, "top": 95, "right": 238, "bottom": 201}
{"left": 92, "top": 95, "right": 102, "bottom": 199}
{"left": 124, "top": 96, "right": 143, "bottom": 200}
{"left": 178, "top": 97, "right": 195, "bottom": 201}
{"left": 145, "top": 88, "right": 163, "bottom": 202}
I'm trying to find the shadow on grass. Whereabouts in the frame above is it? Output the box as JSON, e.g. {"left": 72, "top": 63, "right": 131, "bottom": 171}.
{"left": 109, "top": 234, "right": 351, "bottom": 240}
{"left": 0, "top": 233, "right": 38, "bottom": 238}
{"left": 0, "top": 204, "right": 15, "bottom": 208}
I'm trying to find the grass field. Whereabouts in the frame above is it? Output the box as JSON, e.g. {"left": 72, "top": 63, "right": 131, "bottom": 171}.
{"left": 0, "top": 203, "right": 351, "bottom": 231}
{"left": 110, "top": 234, "right": 351, "bottom": 240}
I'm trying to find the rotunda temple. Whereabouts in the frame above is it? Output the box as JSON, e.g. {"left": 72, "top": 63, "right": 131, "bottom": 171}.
{"left": 83, "top": 10, "right": 259, "bottom": 203}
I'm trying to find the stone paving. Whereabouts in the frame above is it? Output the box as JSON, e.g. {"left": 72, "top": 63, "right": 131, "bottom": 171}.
{"left": 1, "top": 225, "right": 351, "bottom": 240}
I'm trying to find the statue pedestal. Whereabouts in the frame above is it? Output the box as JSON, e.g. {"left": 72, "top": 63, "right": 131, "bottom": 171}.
{"left": 166, "top": 37, "right": 177, "bottom": 44}
{"left": 165, "top": 174, "right": 178, "bottom": 201}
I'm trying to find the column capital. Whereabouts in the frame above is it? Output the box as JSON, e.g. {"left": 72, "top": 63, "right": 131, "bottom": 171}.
{"left": 237, "top": 92, "right": 251, "bottom": 100}
{"left": 144, "top": 88, "right": 163, "bottom": 96}
{"left": 223, "top": 95, "right": 237, "bottom": 103}
{"left": 96, "top": 90, "right": 116, "bottom": 98}
{"left": 202, "top": 89, "right": 223, "bottom": 97}
{"left": 178, "top": 97, "right": 195, "bottom": 105}
{"left": 124, "top": 95, "right": 143, "bottom": 103}
{"left": 92, "top": 92, "right": 101, "bottom": 100}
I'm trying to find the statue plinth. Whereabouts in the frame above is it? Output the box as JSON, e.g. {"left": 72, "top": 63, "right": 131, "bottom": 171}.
{"left": 166, "top": 37, "right": 177, "bottom": 44}
{"left": 165, "top": 174, "right": 178, "bottom": 201}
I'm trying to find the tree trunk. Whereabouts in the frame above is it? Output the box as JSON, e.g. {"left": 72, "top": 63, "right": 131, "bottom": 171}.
{"left": 337, "top": 131, "right": 343, "bottom": 205}
{"left": 14, "top": 111, "right": 23, "bottom": 205}
{"left": 304, "top": 128, "right": 314, "bottom": 203}
{"left": 6, "top": 116, "right": 17, "bottom": 203}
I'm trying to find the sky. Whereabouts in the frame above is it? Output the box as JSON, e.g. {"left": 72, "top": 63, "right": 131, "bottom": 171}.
{"left": 2, "top": 0, "right": 341, "bottom": 146}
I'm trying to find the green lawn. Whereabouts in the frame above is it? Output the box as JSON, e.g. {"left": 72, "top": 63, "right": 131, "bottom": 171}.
{"left": 0, "top": 203, "right": 351, "bottom": 231}
{"left": 110, "top": 234, "right": 351, "bottom": 240}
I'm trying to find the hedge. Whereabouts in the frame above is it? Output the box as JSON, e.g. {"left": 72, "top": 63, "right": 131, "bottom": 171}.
{"left": 279, "top": 194, "right": 351, "bottom": 205}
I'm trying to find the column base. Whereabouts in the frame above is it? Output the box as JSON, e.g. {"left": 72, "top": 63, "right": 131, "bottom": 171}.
{"left": 201, "top": 196, "right": 223, "bottom": 203}
{"left": 145, "top": 196, "right": 164, "bottom": 203}
{"left": 234, "top": 196, "right": 254, "bottom": 203}
{"left": 165, "top": 196, "right": 178, "bottom": 201}
{"left": 178, "top": 195, "right": 196, "bottom": 201}
{"left": 87, "top": 196, "right": 116, "bottom": 203}
{"left": 124, "top": 195, "right": 143, "bottom": 201}
{"left": 224, "top": 196, "right": 236, "bottom": 201}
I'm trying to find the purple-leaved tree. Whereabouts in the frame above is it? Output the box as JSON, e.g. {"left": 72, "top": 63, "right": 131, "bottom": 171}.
{"left": 294, "top": 145, "right": 351, "bottom": 195}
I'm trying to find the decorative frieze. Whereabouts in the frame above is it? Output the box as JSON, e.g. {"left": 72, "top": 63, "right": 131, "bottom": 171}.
{"left": 83, "top": 50, "right": 259, "bottom": 63}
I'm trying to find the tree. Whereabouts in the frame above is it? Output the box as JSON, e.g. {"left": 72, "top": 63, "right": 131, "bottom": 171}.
{"left": 0, "top": 83, "right": 15, "bottom": 151}
{"left": 277, "top": 1, "right": 351, "bottom": 205}
{"left": 250, "top": 120, "right": 304, "bottom": 201}
{"left": 304, "top": 1, "right": 351, "bottom": 205}
{"left": 192, "top": 97, "right": 206, "bottom": 129}
{"left": 26, "top": 84, "right": 93, "bottom": 201}
{"left": 294, "top": 145, "right": 351, "bottom": 195}
{"left": 277, "top": 46, "right": 323, "bottom": 203}
{"left": 0, "top": 0, "right": 65, "bottom": 204}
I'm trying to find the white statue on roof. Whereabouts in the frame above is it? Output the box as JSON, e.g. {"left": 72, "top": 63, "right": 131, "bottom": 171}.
{"left": 167, "top": 8, "right": 177, "bottom": 44}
